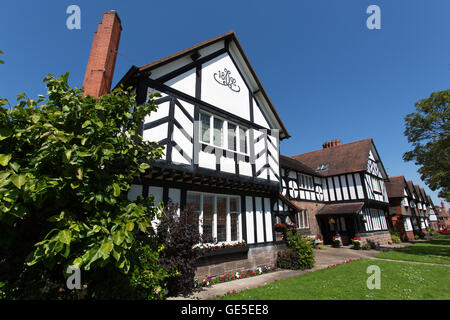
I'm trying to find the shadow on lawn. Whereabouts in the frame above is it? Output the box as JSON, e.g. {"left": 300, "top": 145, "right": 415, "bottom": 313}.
{"left": 393, "top": 235, "right": 450, "bottom": 258}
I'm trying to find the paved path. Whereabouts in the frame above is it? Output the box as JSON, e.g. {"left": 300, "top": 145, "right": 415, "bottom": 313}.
{"left": 169, "top": 245, "right": 381, "bottom": 300}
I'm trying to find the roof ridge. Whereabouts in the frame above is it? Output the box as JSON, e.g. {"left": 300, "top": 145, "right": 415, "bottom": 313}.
{"left": 138, "top": 30, "right": 235, "bottom": 71}
{"left": 290, "top": 138, "right": 372, "bottom": 159}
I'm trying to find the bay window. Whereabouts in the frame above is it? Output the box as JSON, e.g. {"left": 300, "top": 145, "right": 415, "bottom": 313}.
{"left": 186, "top": 191, "right": 242, "bottom": 243}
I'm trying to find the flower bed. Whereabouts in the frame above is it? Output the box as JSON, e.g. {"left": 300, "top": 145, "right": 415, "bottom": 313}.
{"left": 194, "top": 265, "right": 277, "bottom": 288}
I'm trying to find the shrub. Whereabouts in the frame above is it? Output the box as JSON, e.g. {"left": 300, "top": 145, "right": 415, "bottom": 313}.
{"left": 285, "top": 231, "right": 315, "bottom": 270}
{"left": 367, "top": 240, "right": 380, "bottom": 249}
{"left": 0, "top": 74, "right": 164, "bottom": 299}
{"left": 157, "top": 204, "right": 212, "bottom": 297}
{"left": 277, "top": 248, "right": 300, "bottom": 269}
{"left": 362, "top": 243, "right": 371, "bottom": 250}
{"left": 391, "top": 234, "right": 401, "bottom": 244}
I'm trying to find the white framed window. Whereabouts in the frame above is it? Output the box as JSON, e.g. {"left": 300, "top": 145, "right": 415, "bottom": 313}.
{"left": 295, "top": 210, "right": 309, "bottom": 229}
{"left": 199, "top": 111, "right": 248, "bottom": 155}
{"left": 403, "top": 217, "right": 413, "bottom": 231}
{"left": 186, "top": 191, "right": 242, "bottom": 244}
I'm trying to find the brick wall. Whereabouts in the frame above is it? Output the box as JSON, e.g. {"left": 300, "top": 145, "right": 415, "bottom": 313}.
{"left": 291, "top": 200, "right": 325, "bottom": 235}
{"left": 195, "top": 243, "right": 286, "bottom": 278}
{"left": 356, "top": 230, "right": 392, "bottom": 246}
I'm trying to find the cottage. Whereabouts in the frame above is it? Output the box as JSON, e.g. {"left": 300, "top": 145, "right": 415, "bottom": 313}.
{"left": 385, "top": 176, "right": 420, "bottom": 240}
{"left": 279, "top": 138, "right": 392, "bottom": 246}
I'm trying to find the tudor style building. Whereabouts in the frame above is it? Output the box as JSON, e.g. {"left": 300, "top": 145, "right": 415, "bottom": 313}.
{"left": 82, "top": 11, "right": 446, "bottom": 280}
{"left": 83, "top": 12, "right": 294, "bottom": 277}
{"left": 385, "top": 176, "right": 420, "bottom": 240}
{"left": 277, "top": 139, "right": 392, "bottom": 246}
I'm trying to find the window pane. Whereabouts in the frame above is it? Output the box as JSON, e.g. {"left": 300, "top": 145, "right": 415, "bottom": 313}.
{"left": 186, "top": 192, "right": 200, "bottom": 213}
{"left": 228, "top": 123, "right": 237, "bottom": 151}
{"left": 230, "top": 197, "right": 240, "bottom": 241}
{"left": 304, "top": 210, "right": 309, "bottom": 228}
{"left": 229, "top": 197, "right": 239, "bottom": 212}
{"left": 231, "top": 213, "right": 239, "bottom": 241}
{"left": 186, "top": 192, "right": 200, "bottom": 228}
{"left": 213, "top": 118, "right": 223, "bottom": 147}
{"left": 200, "top": 113, "right": 210, "bottom": 143}
{"left": 203, "top": 195, "right": 214, "bottom": 239}
{"left": 216, "top": 196, "right": 227, "bottom": 242}
{"left": 239, "top": 127, "right": 247, "bottom": 153}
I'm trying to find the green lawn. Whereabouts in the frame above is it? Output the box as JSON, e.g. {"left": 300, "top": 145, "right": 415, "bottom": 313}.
{"left": 213, "top": 259, "right": 450, "bottom": 300}
{"left": 374, "top": 235, "right": 450, "bottom": 265}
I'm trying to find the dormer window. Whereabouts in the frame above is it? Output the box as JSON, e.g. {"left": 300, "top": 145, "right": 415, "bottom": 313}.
{"left": 316, "top": 163, "right": 329, "bottom": 171}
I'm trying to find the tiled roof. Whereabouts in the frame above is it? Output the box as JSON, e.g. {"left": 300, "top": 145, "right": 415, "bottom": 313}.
{"left": 317, "top": 202, "right": 365, "bottom": 215}
{"left": 280, "top": 154, "right": 318, "bottom": 176}
{"left": 386, "top": 176, "right": 405, "bottom": 198}
{"left": 290, "top": 138, "right": 373, "bottom": 176}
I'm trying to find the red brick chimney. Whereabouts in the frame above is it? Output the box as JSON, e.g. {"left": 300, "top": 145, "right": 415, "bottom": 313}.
{"left": 82, "top": 10, "right": 122, "bottom": 98}
{"left": 322, "top": 139, "right": 341, "bottom": 149}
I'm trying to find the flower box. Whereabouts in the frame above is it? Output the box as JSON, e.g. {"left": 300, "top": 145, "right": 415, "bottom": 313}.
{"left": 200, "top": 245, "right": 249, "bottom": 257}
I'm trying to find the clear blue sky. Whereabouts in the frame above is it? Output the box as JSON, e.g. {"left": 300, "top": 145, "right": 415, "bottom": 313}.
{"left": 1, "top": 0, "right": 449, "bottom": 207}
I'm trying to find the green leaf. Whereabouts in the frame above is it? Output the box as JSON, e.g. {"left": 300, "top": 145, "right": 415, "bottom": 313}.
{"left": 11, "top": 174, "right": 26, "bottom": 189}
{"left": 138, "top": 162, "right": 150, "bottom": 173}
{"left": 64, "top": 149, "right": 72, "bottom": 161}
{"left": 72, "top": 257, "right": 83, "bottom": 268}
{"left": 0, "top": 170, "right": 11, "bottom": 184}
{"left": 126, "top": 222, "right": 134, "bottom": 232}
{"left": 70, "top": 181, "right": 80, "bottom": 189}
{"left": 76, "top": 168, "right": 83, "bottom": 180}
{"left": 58, "top": 229, "right": 71, "bottom": 245}
{"left": 0, "top": 128, "right": 12, "bottom": 141}
{"left": 100, "top": 241, "right": 113, "bottom": 258}
{"left": 82, "top": 120, "right": 91, "bottom": 128}
{"left": 113, "top": 230, "right": 125, "bottom": 246}
{"left": 112, "top": 183, "right": 120, "bottom": 197}
{"left": 102, "top": 143, "right": 115, "bottom": 156}
{"left": 0, "top": 154, "right": 12, "bottom": 166}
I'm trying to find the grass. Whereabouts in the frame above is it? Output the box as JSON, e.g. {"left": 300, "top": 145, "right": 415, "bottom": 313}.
{"left": 374, "top": 234, "right": 450, "bottom": 265}
{"left": 213, "top": 259, "right": 450, "bottom": 300}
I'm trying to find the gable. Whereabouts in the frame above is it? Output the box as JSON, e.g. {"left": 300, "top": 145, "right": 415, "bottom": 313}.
{"left": 116, "top": 31, "right": 289, "bottom": 138}
{"left": 367, "top": 142, "right": 388, "bottom": 179}
{"left": 200, "top": 52, "right": 251, "bottom": 121}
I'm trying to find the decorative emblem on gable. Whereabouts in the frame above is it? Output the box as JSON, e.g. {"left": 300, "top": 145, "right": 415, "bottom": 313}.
{"left": 213, "top": 68, "right": 241, "bottom": 93}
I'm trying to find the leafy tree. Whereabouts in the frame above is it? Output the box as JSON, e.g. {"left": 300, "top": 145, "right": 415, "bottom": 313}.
{"left": 0, "top": 73, "right": 165, "bottom": 298}
{"left": 403, "top": 89, "right": 450, "bottom": 202}
{"left": 0, "top": 50, "right": 4, "bottom": 64}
